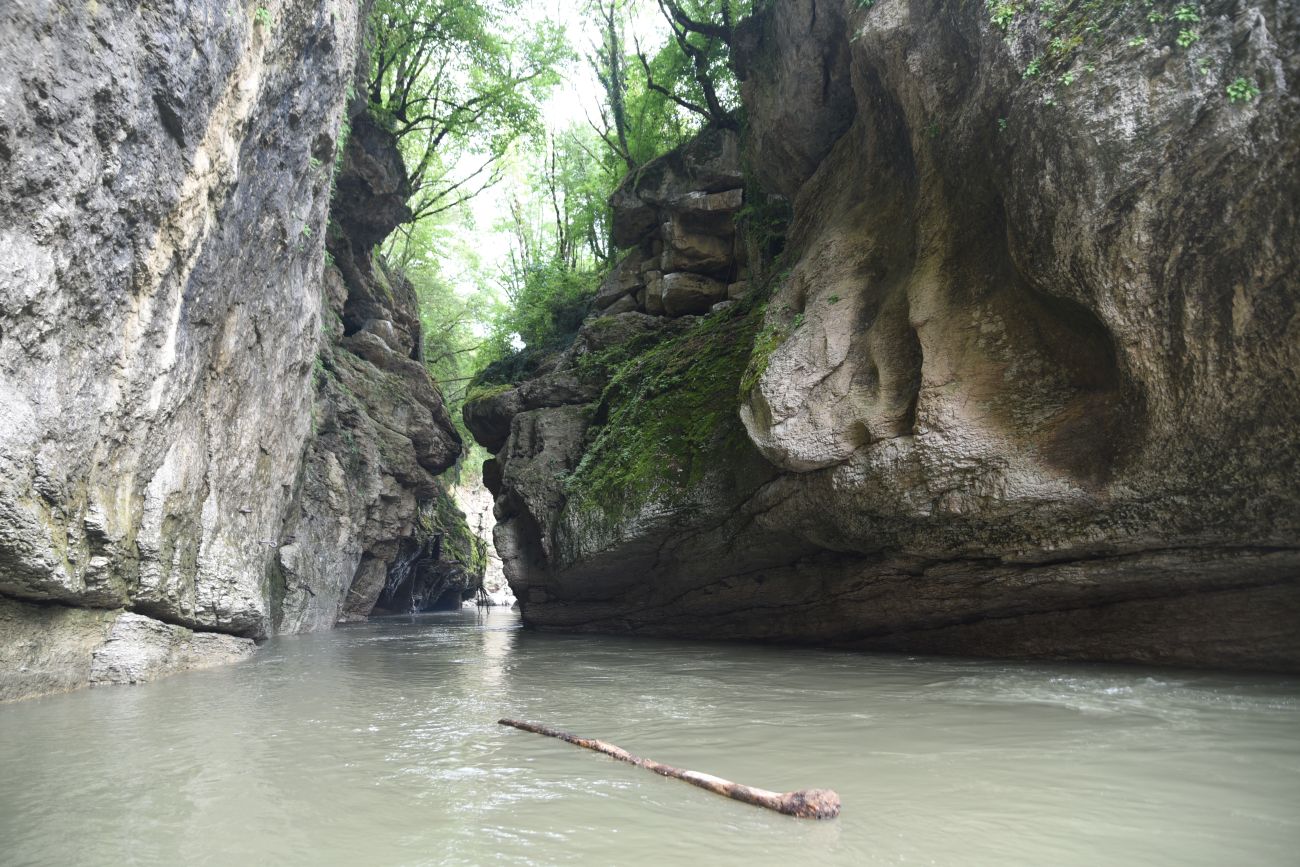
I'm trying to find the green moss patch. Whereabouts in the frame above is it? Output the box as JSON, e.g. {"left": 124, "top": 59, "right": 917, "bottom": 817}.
{"left": 421, "top": 484, "right": 487, "bottom": 578}
{"left": 463, "top": 381, "right": 516, "bottom": 407}
{"left": 562, "top": 304, "right": 764, "bottom": 531}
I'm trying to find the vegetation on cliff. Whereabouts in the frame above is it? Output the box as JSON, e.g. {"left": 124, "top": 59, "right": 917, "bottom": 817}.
{"left": 564, "top": 301, "right": 763, "bottom": 530}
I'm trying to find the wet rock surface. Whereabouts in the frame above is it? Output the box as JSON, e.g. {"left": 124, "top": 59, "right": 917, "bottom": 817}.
{"left": 0, "top": 597, "right": 254, "bottom": 701}
{"left": 272, "top": 108, "right": 468, "bottom": 632}
{"left": 89, "top": 613, "right": 256, "bottom": 687}
{"left": 468, "top": 0, "right": 1300, "bottom": 671}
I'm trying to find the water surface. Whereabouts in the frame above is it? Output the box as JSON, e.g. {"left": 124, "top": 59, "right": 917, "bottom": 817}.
{"left": 1, "top": 608, "right": 1297, "bottom": 865}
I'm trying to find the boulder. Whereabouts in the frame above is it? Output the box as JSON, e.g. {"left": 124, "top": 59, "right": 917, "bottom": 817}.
{"left": 662, "top": 217, "right": 735, "bottom": 275}
{"left": 470, "top": 0, "right": 1300, "bottom": 672}
{"left": 609, "top": 127, "right": 744, "bottom": 248}
{"left": 593, "top": 250, "right": 645, "bottom": 309}
{"left": 660, "top": 272, "right": 728, "bottom": 316}
{"left": 670, "top": 188, "right": 744, "bottom": 234}
{"left": 89, "top": 613, "right": 255, "bottom": 686}
{"left": 603, "top": 293, "right": 639, "bottom": 315}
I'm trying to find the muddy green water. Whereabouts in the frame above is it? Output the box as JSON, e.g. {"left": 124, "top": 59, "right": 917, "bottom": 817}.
{"left": 1, "top": 608, "right": 1298, "bottom": 866}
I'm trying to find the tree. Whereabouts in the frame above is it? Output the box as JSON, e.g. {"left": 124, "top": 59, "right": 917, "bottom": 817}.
{"left": 635, "top": 0, "right": 742, "bottom": 130}
{"left": 367, "top": 0, "right": 568, "bottom": 222}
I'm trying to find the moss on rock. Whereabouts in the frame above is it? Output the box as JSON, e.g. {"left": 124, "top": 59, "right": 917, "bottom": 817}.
{"left": 562, "top": 303, "right": 765, "bottom": 535}
{"left": 421, "top": 483, "right": 487, "bottom": 580}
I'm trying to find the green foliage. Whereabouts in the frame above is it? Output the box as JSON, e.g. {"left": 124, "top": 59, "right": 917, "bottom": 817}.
{"left": 390, "top": 216, "right": 501, "bottom": 445}
{"left": 990, "top": 0, "right": 1020, "bottom": 31}
{"left": 589, "top": 0, "right": 744, "bottom": 173}
{"left": 740, "top": 319, "right": 783, "bottom": 397}
{"left": 495, "top": 259, "right": 597, "bottom": 354}
{"left": 1226, "top": 76, "right": 1260, "bottom": 103}
{"left": 636, "top": 1, "right": 741, "bottom": 129}
{"left": 990, "top": 0, "right": 1230, "bottom": 101}
{"left": 253, "top": 6, "right": 272, "bottom": 28}
{"left": 367, "top": 0, "right": 568, "bottom": 221}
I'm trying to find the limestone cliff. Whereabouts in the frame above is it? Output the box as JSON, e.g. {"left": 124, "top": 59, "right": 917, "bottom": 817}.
{"left": 0, "top": 0, "right": 478, "bottom": 700}
{"left": 466, "top": 0, "right": 1300, "bottom": 671}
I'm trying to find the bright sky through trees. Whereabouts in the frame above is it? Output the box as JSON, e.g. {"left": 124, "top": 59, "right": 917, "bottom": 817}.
{"left": 453, "top": 1, "right": 668, "bottom": 299}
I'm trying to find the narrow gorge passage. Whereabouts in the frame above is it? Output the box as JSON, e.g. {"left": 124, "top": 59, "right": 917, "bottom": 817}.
{"left": 1, "top": 0, "right": 1298, "bottom": 863}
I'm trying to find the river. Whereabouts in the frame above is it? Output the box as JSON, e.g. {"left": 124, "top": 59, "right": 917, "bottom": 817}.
{"left": 1, "top": 608, "right": 1297, "bottom": 866}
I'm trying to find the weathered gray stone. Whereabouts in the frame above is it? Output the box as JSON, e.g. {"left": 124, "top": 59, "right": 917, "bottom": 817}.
{"left": 660, "top": 272, "right": 728, "bottom": 316}
{"left": 603, "top": 293, "right": 639, "bottom": 315}
{"left": 593, "top": 250, "right": 645, "bottom": 309}
{"left": 463, "top": 370, "right": 602, "bottom": 454}
{"left": 661, "top": 217, "right": 734, "bottom": 275}
{"left": 0, "top": 0, "right": 362, "bottom": 639}
{"left": 0, "top": 597, "right": 116, "bottom": 702}
{"left": 645, "top": 277, "right": 666, "bottom": 315}
{"left": 609, "top": 127, "right": 744, "bottom": 247}
{"left": 0, "top": 0, "right": 476, "bottom": 696}
{"left": 0, "top": 596, "right": 257, "bottom": 701}
{"left": 89, "top": 613, "right": 255, "bottom": 686}
{"left": 733, "top": 0, "right": 854, "bottom": 199}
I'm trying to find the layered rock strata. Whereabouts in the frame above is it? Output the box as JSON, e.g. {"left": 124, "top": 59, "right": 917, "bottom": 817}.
{"left": 595, "top": 129, "right": 750, "bottom": 318}
{"left": 467, "top": 0, "right": 1300, "bottom": 671}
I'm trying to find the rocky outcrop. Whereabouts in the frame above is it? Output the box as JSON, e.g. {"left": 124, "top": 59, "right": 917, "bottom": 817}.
{"left": 0, "top": 596, "right": 254, "bottom": 702}
{"left": 0, "top": 1, "right": 476, "bottom": 700}
{"left": 89, "top": 612, "right": 255, "bottom": 686}
{"left": 596, "top": 128, "right": 749, "bottom": 318}
{"left": 369, "top": 486, "right": 486, "bottom": 614}
{"left": 272, "top": 108, "right": 468, "bottom": 630}
{"left": 468, "top": 0, "right": 1300, "bottom": 671}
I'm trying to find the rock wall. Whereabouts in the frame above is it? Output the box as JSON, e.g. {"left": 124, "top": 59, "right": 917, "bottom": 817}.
{"left": 467, "top": 0, "right": 1300, "bottom": 671}
{"left": 0, "top": 0, "right": 476, "bottom": 700}
{"left": 272, "top": 108, "right": 470, "bottom": 630}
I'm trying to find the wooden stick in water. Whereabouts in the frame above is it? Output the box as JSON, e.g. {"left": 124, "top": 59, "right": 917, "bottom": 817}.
{"left": 497, "top": 718, "right": 841, "bottom": 819}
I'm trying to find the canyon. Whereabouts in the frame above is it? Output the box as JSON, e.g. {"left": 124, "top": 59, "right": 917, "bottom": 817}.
{"left": 464, "top": 0, "right": 1300, "bottom": 670}
{"left": 2, "top": 0, "right": 1298, "bottom": 705}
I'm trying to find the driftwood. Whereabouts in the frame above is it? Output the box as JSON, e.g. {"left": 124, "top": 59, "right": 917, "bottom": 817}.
{"left": 498, "top": 718, "right": 841, "bottom": 819}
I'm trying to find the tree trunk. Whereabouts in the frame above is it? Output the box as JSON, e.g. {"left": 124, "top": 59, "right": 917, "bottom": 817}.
{"left": 498, "top": 718, "right": 841, "bottom": 819}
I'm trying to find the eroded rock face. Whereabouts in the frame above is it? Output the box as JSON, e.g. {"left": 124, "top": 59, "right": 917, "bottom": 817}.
{"left": 0, "top": 597, "right": 255, "bottom": 701}
{"left": 89, "top": 613, "right": 255, "bottom": 686}
{"left": 469, "top": 0, "right": 1300, "bottom": 671}
{"left": 0, "top": 0, "right": 475, "bottom": 699}
{"left": 272, "top": 109, "right": 466, "bottom": 632}
{"left": 598, "top": 128, "right": 749, "bottom": 317}
{"left": 0, "top": 0, "right": 359, "bottom": 645}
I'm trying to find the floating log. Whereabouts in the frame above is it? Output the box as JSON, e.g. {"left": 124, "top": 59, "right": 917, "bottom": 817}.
{"left": 497, "top": 718, "right": 841, "bottom": 819}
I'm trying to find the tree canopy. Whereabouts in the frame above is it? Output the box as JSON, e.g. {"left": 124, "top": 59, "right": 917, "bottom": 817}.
{"left": 359, "top": 0, "right": 751, "bottom": 455}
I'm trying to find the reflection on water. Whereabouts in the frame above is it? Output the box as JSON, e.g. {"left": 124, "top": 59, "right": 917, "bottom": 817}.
{"left": 1, "top": 608, "right": 1298, "bottom": 866}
